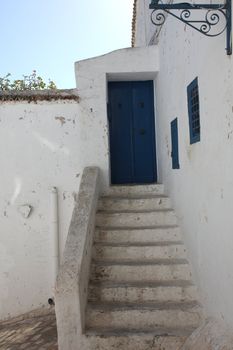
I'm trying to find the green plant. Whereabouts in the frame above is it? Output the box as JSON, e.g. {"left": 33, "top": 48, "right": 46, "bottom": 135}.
{"left": 0, "top": 71, "right": 57, "bottom": 91}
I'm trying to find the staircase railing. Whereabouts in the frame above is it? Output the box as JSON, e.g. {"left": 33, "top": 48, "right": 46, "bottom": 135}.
{"left": 55, "top": 167, "right": 100, "bottom": 349}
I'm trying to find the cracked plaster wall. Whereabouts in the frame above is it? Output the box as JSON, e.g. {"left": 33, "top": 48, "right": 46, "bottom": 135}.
{"left": 0, "top": 100, "right": 82, "bottom": 320}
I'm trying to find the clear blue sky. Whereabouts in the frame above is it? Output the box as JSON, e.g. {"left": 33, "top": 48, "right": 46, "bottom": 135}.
{"left": 0, "top": 0, "right": 134, "bottom": 88}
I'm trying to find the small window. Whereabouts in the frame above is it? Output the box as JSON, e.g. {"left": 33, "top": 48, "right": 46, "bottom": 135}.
{"left": 171, "top": 118, "right": 180, "bottom": 169}
{"left": 187, "top": 77, "right": 200, "bottom": 144}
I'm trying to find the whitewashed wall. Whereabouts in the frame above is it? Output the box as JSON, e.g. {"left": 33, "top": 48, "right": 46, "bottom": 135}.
{"left": 0, "top": 46, "right": 159, "bottom": 321}
{"left": 0, "top": 100, "right": 82, "bottom": 320}
{"left": 75, "top": 46, "right": 159, "bottom": 189}
{"left": 135, "top": 0, "right": 233, "bottom": 326}
{"left": 134, "top": 0, "right": 157, "bottom": 47}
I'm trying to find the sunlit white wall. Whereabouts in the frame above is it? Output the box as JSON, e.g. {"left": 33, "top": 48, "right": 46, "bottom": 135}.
{"left": 0, "top": 101, "right": 81, "bottom": 319}
{"left": 134, "top": 0, "right": 233, "bottom": 327}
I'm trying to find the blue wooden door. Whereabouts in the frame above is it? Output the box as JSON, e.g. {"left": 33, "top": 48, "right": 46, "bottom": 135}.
{"left": 108, "top": 81, "right": 157, "bottom": 184}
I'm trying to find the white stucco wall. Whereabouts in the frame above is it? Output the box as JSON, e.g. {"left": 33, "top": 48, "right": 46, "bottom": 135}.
{"left": 135, "top": 0, "right": 233, "bottom": 327}
{"left": 134, "top": 0, "right": 157, "bottom": 47}
{"left": 0, "top": 100, "right": 82, "bottom": 320}
{"left": 0, "top": 46, "right": 159, "bottom": 321}
{"left": 75, "top": 46, "right": 159, "bottom": 189}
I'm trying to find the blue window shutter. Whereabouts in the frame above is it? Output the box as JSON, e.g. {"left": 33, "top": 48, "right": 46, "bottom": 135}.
{"left": 187, "top": 77, "right": 200, "bottom": 144}
{"left": 171, "top": 118, "right": 180, "bottom": 169}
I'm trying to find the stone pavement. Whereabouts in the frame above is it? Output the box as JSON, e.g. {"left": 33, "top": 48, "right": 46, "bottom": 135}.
{"left": 0, "top": 308, "right": 58, "bottom": 350}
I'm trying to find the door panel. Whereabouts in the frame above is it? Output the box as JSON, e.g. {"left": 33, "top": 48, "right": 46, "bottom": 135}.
{"left": 132, "top": 81, "right": 156, "bottom": 183}
{"left": 108, "top": 82, "right": 133, "bottom": 184}
{"left": 108, "top": 81, "right": 157, "bottom": 184}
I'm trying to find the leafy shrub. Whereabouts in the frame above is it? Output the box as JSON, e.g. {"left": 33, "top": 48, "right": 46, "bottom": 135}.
{"left": 0, "top": 70, "right": 57, "bottom": 91}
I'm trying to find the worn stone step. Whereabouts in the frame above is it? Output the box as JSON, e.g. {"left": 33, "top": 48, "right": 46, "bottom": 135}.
{"left": 88, "top": 280, "right": 198, "bottom": 303}
{"left": 85, "top": 326, "right": 195, "bottom": 337}
{"left": 98, "top": 196, "right": 171, "bottom": 211}
{"left": 84, "top": 331, "right": 188, "bottom": 350}
{"left": 94, "top": 226, "right": 182, "bottom": 244}
{"left": 94, "top": 241, "right": 183, "bottom": 247}
{"left": 96, "top": 210, "right": 177, "bottom": 227}
{"left": 93, "top": 243, "right": 187, "bottom": 261}
{"left": 102, "top": 184, "right": 164, "bottom": 197}
{"left": 86, "top": 301, "right": 202, "bottom": 330}
{"left": 90, "top": 260, "right": 192, "bottom": 282}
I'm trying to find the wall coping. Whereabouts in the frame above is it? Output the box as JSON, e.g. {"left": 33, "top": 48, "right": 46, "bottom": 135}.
{"left": 131, "top": 0, "right": 137, "bottom": 47}
{"left": 0, "top": 89, "right": 79, "bottom": 103}
{"left": 55, "top": 167, "right": 100, "bottom": 349}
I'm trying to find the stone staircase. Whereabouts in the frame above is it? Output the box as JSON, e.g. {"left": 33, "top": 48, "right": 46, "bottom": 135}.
{"left": 85, "top": 184, "right": 202, "bottom": 349}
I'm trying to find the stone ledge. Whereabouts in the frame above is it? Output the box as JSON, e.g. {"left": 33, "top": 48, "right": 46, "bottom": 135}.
{"left": 0, "top": 89, "right": 79, "bottom": 103}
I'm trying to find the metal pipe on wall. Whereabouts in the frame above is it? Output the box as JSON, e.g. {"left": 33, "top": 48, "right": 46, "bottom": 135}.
{"left": 51, "top": 187, "right": 59, "bottom": 283}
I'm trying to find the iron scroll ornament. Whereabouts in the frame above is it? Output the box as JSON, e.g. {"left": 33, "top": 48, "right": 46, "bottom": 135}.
{"left": 149, "top": 0, "right": 232, "bottom": 55}
{"left": 151, "top": 7, "right": 227, "bottom": 37}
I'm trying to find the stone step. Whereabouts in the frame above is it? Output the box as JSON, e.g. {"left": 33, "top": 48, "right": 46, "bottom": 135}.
{"left": 98, "top": 196, "right": 171, "bottom": 211}
{"left": 94, "top": 226, "right": 182, "bottom": 244}
{"left": 88, "top": 280, "right": 198, "bottom": 303}
{"left": 84, "top": 331, "right": 189, "bottom": 350}
{"left": 86, "top": 326, "right": 195, "bottom": 337}
{"left": 90, "top": 260, "right": 192, "bottom": 282}
{"left": 93, "top": 243, "right": 187, "bottom": 261}
{"left": 102, "top": 184, "right": 164, "bottom": 197}
{"left": 86, "top": 301, "right": 202, "bottom": 330}
{"left": 96, "top": 210, "right": 177, "bottom": 227}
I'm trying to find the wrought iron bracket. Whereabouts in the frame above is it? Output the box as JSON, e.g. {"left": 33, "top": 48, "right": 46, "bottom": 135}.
{"left": 149, "top": 0, "right": 232, "bottom": 55}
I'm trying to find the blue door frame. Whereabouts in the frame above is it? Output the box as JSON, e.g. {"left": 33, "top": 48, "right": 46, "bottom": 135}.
{"left": 108, "top": 81, "right": 157, "bottom": 185}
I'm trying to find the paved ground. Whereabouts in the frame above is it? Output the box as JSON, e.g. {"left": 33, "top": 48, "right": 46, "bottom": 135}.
{"left": 0, "top": 308, "right": 58, "bottom": 350}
